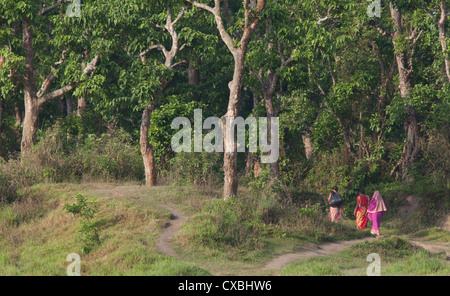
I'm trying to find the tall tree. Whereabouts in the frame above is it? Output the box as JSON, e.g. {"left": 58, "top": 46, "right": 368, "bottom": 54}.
{"left": 187, "top": 0, "right": 266, "bottom": 199}
{"left": 388, "top": 2, "right": 423, "bottom": 182}
{"left": 0, "top": 1, "right": 99, "bottom": 154}
{"left": 423, "top": 0, "right": 450, "bottom": 83}
{"left": 136, "top": 7, "right": 187, "bottom": 186}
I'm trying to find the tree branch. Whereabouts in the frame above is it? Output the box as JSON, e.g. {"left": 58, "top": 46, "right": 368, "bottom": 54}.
{"left": 37, "top": 50, "right": 67, "bottom": 98}
{"left": 316, "top": 5, "right": 333, "bottom": 25}
{"left": 240, "top": 0, "right": 265, "bottom": 47}
{"left": 137, "top": 7, "right": 185, "bottom": 68}
{"left": 187, "top": 0, "right": 215, "bottom": 14}
{"left": 188, "top": 0, "right": 237, "bottom": 55}
{"left": 136, "top": 44, "right": 167, "bottom": 59}
{"left": 39, "top": 1, "right": 66, "bottom": 16}
{"left": 277, "top": 39, "right": 296, "bottom": 68}
{"left": 369, "top": 20, "right": 392, "bottom": 37}
{"left": 38, "top": 54, "right": 99, "bottom": 107}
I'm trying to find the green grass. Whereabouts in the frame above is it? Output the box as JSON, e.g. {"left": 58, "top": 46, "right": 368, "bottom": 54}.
{"left": 174, "top": 194, "right": 369, "bottom": 265}
{"left": 282, "top": 237, "right": 450, "bottom": 276}
{"left": 1, "top": 183, "right": 448, "bottom": 276}
{"left": 408, "top": 228, "right": 450, "bottom": 244}
{"left": 0, "top": 183, "right": 210, "bottom": 276}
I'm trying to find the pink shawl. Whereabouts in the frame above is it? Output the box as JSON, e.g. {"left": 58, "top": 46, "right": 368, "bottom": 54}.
{"left": 367, "top": 191, "right": 387, "bottom": 213}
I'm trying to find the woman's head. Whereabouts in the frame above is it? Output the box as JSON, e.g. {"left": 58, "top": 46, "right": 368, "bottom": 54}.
{"left": 373, "top": 191, "right": 381, "bottom": 199}
{"left": 359, "top": 188, "right": 365, "bottom": 194}
{"left": 332, "top": 186, "right": 338, "bottom": 191}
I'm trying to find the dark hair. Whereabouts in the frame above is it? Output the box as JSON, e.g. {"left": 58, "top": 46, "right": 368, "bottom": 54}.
{"left": 359, "top": 188, "right": 365, "bottom": 194}
{"left": 332, "top": 186, "right": 338, "bottom": 191}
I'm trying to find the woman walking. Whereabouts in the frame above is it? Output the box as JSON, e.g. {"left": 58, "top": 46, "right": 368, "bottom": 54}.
{"left": 367, "top": 191, "right": 387, "bottom": 238}
{"left": 354, "top": 189, "right": 369, "bottom": 230}
{"left": 328, "top": 186, "right": 344, "bottom": 222}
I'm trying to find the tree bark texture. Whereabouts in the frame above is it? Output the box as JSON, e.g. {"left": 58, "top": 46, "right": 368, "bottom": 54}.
{"left": 390, "top": 3, "right": 421, "bottom": 182}
{"left": 140, "top": 105, "right": 157, "bottom": 186}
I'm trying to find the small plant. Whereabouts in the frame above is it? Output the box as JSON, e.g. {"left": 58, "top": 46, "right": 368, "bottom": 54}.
{"left": 64, "top": 194, "right": 100, "bottom": 254}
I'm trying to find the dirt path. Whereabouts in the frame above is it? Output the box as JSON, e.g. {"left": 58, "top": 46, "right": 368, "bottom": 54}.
{"left": 88, "top": 185, "right": 449, "bottom": 274}
{"left": 264, "top": 238, "right": 374, "bottom": 270}
{"left": 155, "top": 205, "right": 188, "bottom": 260}
{"left": 155, "top": 205, "right": 376, "bottom": 275}
{"left": 410, "top": 241, "right": 450, "bottom": 259}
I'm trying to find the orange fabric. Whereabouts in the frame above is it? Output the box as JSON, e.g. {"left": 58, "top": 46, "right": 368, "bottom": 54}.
{"left": 356, "top": 194, "right": 369, "bottom": 229}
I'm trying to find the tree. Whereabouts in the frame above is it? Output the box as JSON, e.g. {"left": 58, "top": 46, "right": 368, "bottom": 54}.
{"left": 187, "top": 0, "right": 266, "bottom": 199}
{"left": 136, "top": 7, "right": 187, "bottom": 186}
{"left": 247, "top": 0, "right": 298, "bottom": 180}
{"left": 387, "top": 1, "right": 423, "bottom": 182}
{"left": 0, "top": 1, "right": 100, "bottom": 154}
{"left": 423, "top": 0, "right": 450, "bottom": 83}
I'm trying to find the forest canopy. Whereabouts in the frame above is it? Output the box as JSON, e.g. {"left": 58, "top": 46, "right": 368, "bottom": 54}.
{"left": 0, "top": 0, "right": 449, "bottom": 200}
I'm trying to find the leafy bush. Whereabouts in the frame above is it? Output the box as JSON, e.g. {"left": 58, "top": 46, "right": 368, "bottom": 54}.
{"left": 0, "top": 165, "right": 17, "bottom": 203}
{"left": 64, "top": 194, "right": 100, "bottom": 254}
{"left": 178, "top": 183, "right": 363, "bottom": 260}
{"left": 2, "top": 122, "right": 144, "bottom": 187}
{"left": 161, "top": 151, "right": 223, "bottom": 189}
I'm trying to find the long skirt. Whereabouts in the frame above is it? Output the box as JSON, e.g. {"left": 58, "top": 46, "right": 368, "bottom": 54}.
{"left": 329, "top": 207, "right": 342, "bottom": 222}
{"left": 368, "top": 212, "right": 383, "bottom": 231}
{"left": 356, "top": 208, "right": 368, "bottom": 230}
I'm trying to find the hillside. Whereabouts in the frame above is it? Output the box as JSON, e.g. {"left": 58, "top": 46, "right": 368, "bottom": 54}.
{"left": 0, "top": 183, "right": 448, "bottom": 276}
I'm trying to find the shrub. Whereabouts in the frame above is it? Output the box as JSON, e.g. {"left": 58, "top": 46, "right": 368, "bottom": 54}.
{"left": 64, "top": 194, "right": 100, "bottom": 254}
{"left": 0, "top": 165, "right": 18, "bottom": 203}
{"left": 161, "top": 151, "right": 223, "bottom": 189}
{"left": 2, "top": 122, "right": 144, "bottom": 187}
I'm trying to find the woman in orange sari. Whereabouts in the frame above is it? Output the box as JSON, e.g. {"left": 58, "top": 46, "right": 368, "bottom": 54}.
{"left": 354, "top": 189, "right": 369, "bottom": 229}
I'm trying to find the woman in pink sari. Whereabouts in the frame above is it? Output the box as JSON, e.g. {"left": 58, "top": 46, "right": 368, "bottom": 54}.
{"left": 367, "top": 191, "right": 387, "bottom": 238}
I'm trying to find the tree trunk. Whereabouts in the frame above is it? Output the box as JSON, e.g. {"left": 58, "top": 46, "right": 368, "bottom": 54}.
{"left": 77, "top": 95, "right": 87, "bottom": 117}
{"left": 223, "top": 50, "right": 245, "bottom": 199}
{"left": 246, "top": 90, "right": 260, "bottom": 175}
{"left": 66, "top": 96, "right": 74, "bottom": 115}
{"left": 302, "top": 132, "right": 314, "bottom": 160}
{"left": 14, "top": 105, "right": 23, "bottom": 126}
{"left": 21, "top": 18, "right": 38, "bottom": 154}
{"left": 438, "top": 0, "right": 450, "bottom": 83}
{"left": 77, "top": 95, "right": 87, "bottom": 142}
{"left": 58, "top": 97, "right": 66, "bottom": 116}
{"left": 19, "top": 18, "right": 98, "bottom": 154}
{"left": 21, "top": 89, "right": 39, "bottom": 154}
{"left": 245, "top": 151, "right": 254, "bottom": 175}
{"left": 402, "top": 106, "right": 420, "bottom": 182}
{"left": 187, "top": 59, "right": 200, "bottom": 86}
{"left": 263, "top": 90, "right": 280, "bottom": 180}
{"left": 390, "top": 3, "right": 420, "bottom": 182}
{"left": 0, "top": 99, "right": 2, "bottom": 134}
{"left": 189, "top": 0, "right": 266, "bottom": 199}
{"left": 140, "top": 105, "right": 157, "bottom": 186}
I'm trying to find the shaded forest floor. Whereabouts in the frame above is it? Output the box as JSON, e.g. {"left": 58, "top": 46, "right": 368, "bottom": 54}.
{"left": 0, "top": 182, "right": 448, "bottom": 276}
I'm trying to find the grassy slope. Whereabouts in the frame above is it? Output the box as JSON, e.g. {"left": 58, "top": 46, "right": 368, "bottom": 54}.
{"left": 0, "top": 183, "right": 210, "bottom": 276}
{"left": 282, "top": 237, "right": 450, "bottom": 276}
{"left": 0, "top": 182, "right": 448, "bottom": 276}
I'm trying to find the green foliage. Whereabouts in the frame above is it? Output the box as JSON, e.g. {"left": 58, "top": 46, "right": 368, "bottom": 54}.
{"left": 163, "top": 151, "right": 223, "bottom": 188}
{"left": 0, "top": 165, "right": 17, "bottom": 203}
{"left": 64, "top": 194, "right": 100, "bottom": 254}
{"left": 2, "top": 122, "right": 144, "bottom": 187}
{"left": 149, "top": 99, "right": 206, "bottom": 163}
{"left": 282, "top": 237, "right": 449, "bottom": 276}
